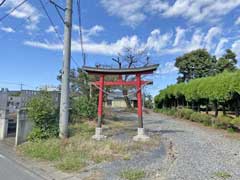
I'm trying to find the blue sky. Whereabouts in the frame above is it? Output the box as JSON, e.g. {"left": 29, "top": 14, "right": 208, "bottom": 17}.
{"left": 0, "top": 0, "right": 240, "bottom": 96}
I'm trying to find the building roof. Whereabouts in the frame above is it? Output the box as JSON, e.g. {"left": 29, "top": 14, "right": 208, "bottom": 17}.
{"left": 82, "top": 64, "right": 159, "bottom": 75}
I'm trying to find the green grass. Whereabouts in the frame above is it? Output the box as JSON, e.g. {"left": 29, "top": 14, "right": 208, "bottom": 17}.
{"left": 56, "top": 152, "right": 88, "bottom": 172}
{"left": 214, "top": 171, "right": 232, "bottom": 179}
{"left": 19, "top": 121, "right": 160, "bottom": 172}
{"left": 19, "top": 139, "right": 61, "bottom": 161}
{"left": 120, "top": 169, "right": 145, "bottom": 180}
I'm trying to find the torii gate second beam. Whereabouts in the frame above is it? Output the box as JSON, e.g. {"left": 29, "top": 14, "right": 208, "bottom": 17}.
{"left": 83, "top": 64, "right": 159, "bottom": 141}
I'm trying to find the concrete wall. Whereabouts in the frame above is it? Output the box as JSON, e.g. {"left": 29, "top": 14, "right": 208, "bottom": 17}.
{"left": 0, "top": 110, "right": 8, "bottom": 140}
{"left": 15, "top": 110, "right": 32, "bottom": 146}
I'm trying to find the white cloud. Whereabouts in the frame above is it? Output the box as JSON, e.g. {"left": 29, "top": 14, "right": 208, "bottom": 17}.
{"left": 45, "top": 26, "right": 58, "bottom": 33}
{"left": 235, "top": 17, "right": 240, "bottom": 25}
{"left": 3, "top": 0, "right": 40, "bottom": 30}
{"left": 24, "top": 35, "right": 142, "bottom": 56}
{"left": 87, "top": 25, "right": 104, "bottom": 36}
{"left": 164, "top": 0, "right": 240, "bottom": 23}
{"left": 204, "top": 27, "right": 222, "bottom": 51}
{"left": 232, "top": 40, "right": 240, "bottom": 58}
{"left": 23, "top": 26, "right": 234, "bottom": 58}
{"left": 101, "top": 0, "right": 240, "bottom": 26}
{"left": 146, "top": 29, "right": 172, "bottom": 53}
{"left": 100, "top": 0, "right": 146, "bottom": 27}
{"left": 173, "top": 27, "right": 186, "bottom": 46}
{"left": 1, "top": 27, "right": 15, "bottom": 33}
{"left": 156, "top": 61, "right": 178, "bottom": 75}
{"left": 215, "top": 38, "right": 228, "bottom": 57}
{"left": 72, "top": 25, "right": 104, "bottom": 42}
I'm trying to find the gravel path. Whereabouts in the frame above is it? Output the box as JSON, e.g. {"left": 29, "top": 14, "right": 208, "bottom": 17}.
{"left": 145, "top": 113, "right": 240, "bottom": 180}
{"left": 79, "top": 112, "right": 240, "bottom": 180}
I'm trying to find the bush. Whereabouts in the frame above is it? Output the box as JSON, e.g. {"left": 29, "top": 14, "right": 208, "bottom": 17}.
{"left": 177, "top": 108, "right": 194, "bottom": 120}
{"left": 231, "top": 117, "right": 240, "bottom": 128}
{"left": 27, "top": 91, "right": 59, "bottom": 140}
{"left": 216, "top": 115, "right": 233, "bottom": 129}
{"left": 70, "top": 96, "right": 98, "bottom": 122}
{"left": 189, "top": 112, "right": 212, "bottom": 126}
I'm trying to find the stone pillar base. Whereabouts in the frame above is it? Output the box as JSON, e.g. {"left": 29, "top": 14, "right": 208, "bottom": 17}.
{"left": 92, "top": 127, "right": 107, "bottom": 141}
{"left": 133, "top": 128, "right": 150, "bottom": 142}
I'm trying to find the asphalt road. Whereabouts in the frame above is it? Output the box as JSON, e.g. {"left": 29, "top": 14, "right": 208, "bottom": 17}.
{"left": 0, "top": 143, "right": 43, "bottom": 180}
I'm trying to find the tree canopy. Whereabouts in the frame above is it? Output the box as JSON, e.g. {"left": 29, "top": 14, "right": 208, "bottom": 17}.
{"left": 175, "top": 49, "right": 237, "bottom": 83}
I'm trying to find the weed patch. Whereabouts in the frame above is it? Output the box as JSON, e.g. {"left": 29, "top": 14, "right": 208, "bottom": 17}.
{"left": 214, "top": 171, "right": 232, "bottom": 179}
{"left": 120, "top": 169, "right": 145, "bottom": 180}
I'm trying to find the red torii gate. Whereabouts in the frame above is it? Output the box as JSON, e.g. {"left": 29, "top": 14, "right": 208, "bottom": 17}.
{"left": 83, "top": 64, "right": 159, "bottom": 141}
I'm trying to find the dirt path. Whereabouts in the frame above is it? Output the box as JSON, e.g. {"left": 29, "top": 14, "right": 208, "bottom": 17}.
{"left": 78, "top": 112, "right": 240, "bottom": 180}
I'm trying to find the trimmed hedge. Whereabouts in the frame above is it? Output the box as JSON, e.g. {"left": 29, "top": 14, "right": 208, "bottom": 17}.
{"left": 154, "top": 108, "right": 240, "bottom": 132}
{"left": 154, "top": 70, "right": 240, "bottom": 117}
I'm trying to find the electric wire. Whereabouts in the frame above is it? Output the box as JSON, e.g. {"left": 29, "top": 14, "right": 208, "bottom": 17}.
{"left": 39, "top": 0, "right": 79, "bottom": 68}
{"left": 77, "top": 0, "right": 86, "bottom": 66}
{"left": 39, "top": 0, "right": 63, "bottom": 42}
{"left": 0, "top": 0, "right": 28, "bottom": 22}
{"left": 0, "top": 0, "right": 6, "bottom": 7}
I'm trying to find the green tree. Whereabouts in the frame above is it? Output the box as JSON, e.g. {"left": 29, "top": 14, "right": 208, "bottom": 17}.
{"left": 216, "top": 49, "right": 237, "bottom": 73}
{"left": 144, "top": 94, "right": 153, "bottom": 109}
{"left": 27, "top": 91, "right": 59, "bottom": 140}
{"left": 175, "top": 49, "right": 216, "bottom": 83}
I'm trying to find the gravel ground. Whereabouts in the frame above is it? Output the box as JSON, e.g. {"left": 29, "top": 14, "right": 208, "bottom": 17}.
{"left": 78, "top": 112, "right": 240, "bottom": 180}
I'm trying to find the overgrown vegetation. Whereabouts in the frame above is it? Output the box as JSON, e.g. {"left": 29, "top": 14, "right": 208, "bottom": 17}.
{"left": 120, "top": 169, "right": 145, "bottom": 180}
{"left": 19, "top": 120, "right": 160, "bottom": 172}
{"left": 154, "top": 108, "right": 240, "bottom": 132}
{"left": 27, "top": 91, "right": 59, "bottom": 140}
{"left": 70, "top": 96, "right": 98, "bottom": 122}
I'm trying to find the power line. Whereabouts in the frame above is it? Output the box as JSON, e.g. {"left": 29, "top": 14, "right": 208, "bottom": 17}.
{"left": 0, "top": 0, "right": 6, "bottom": 7}
{"left": 77, "top": 0, "right": 86, "bottom": 66}
{"left": 49, "top": 0, "right": 65, "bottom": 24}
{"left": 49, "top": 0, "right": 65, "bottom": 11}
{"left": 38, "top": 0, "right": 63, "bottom": 42}
{"left": 0, "top": 0, "right": 28, "bottom": 22}
{"left": 39, "top": 0, "right": 80, "bottom": 68}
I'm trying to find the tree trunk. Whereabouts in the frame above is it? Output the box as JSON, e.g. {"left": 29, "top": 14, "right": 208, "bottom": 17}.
{"left": 174, "top": 99, "right": 177, "bottom": 109}
{"left": 213, "top": 101, "right": 218, "bottom": 117}
{"left": 197, "top": 102, "right": 200, "bottom": 112}
{"left": 191, "top": 101, "right": 194, "bottom": 110}
{"left": 235, "top": 98, "right": 240, "bottom": 117}
{"left": 123, "top": 88, "right": 132, "bottom": 109}
{"left": 222, "top": 103, "right": 226, "bottom": 116}
{"left": 206, "top": 104, "right": 209, "bottom": 114}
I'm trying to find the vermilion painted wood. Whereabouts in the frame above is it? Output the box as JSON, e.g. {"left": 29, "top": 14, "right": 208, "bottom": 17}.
{"left": 93, "top": 80, "right": 151, "bottom": 86}
{"left": 136, "top": 73, "right": 143, "bottom": 128}
{"left": 87, "top": 64, "right": 159, "bottom": 129}
{"left": 82, "top": 64, "right": 159, "bottom": 75}
{"left": 97, "top": 74, "right": 104, "bottom": 127}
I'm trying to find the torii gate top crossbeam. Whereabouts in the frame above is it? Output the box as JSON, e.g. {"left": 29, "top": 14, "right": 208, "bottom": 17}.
{"left": 82, "top": 64, "right": 159, "bottom": 75}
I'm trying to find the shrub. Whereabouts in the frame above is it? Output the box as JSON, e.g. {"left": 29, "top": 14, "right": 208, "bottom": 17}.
{"left": 178, "top": 108, "right": 194, "bottom": 120}
{"left": 231, "top": 117, "right": 240, "bottom": 128}
{"left": 27, "top": 91, "right": 59, "bottom": 140}
{"left": 215, "top": 115, "right": 233, "bottom": 129}
{"left": 71, "top": 96, "right": 98, "bottom": 122}
{"left": 120, "top": 169, "right": 145, "bottom": 180}
{"left": 189, "top": 112, "right": 212, "bottom": 125}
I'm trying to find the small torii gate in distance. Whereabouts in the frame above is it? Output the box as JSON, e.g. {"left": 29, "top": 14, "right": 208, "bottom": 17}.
{"left": 83, "top": 64, "right": 159, "bottom": 141}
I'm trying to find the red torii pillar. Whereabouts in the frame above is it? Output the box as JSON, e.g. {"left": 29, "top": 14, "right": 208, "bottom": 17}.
{"left": 97, "top": 74, "right": 104, "bottom": 128}
{"left": 83, "top": 64, "right": 159, "bottom": 141}
{"left": 136, "top": 73, "right": 143, "bottom": 128}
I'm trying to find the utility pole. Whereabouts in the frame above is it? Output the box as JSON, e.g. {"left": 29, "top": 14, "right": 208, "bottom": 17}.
{"left": 59, "top": 0, "right": 73, "bottom": 139}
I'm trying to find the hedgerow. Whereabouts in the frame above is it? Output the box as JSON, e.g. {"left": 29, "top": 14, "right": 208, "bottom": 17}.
{"left": 155, "top": 70, "right": 240, "bottom": 117}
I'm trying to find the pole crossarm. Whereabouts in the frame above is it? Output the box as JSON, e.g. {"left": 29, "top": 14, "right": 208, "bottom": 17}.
{"left": 92, "top": 80, "right": 153, "bottom": 86}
